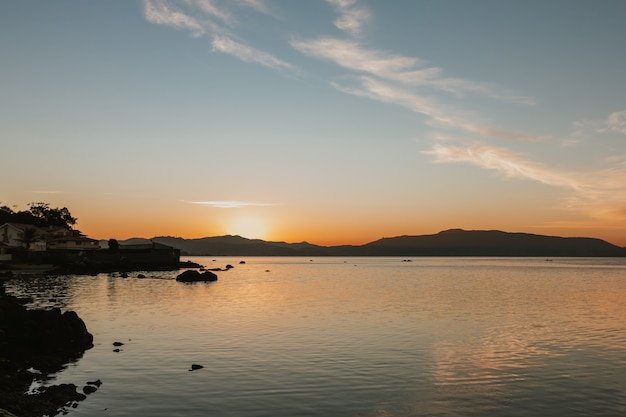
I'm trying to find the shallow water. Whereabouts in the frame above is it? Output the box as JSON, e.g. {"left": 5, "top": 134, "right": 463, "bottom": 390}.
{"left": 6, "top": 257, "right": 626, "bottom": 416}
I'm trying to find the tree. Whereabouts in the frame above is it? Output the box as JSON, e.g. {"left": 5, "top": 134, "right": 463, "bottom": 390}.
{"left": 17, "top": 227, "right": 40, "bottom": 251}
{"left": 0, "top": 204, "right": 20, "bottom": 225}
{"left": 108, "top": 239, "right": 119, "bottom": 253}
{"left": 27, "top": 203, "right": 77, "bottom": 229}
{"left": 0, "top": 205, "right": 15, "bottom": 214}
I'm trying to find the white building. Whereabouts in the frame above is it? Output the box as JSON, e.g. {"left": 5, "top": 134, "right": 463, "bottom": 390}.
{"left": 0, "top": 223, "right": 47, "bottom": 251}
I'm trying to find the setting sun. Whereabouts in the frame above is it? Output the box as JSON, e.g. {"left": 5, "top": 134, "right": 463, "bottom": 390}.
{"left": 227, "top": 216, "right": 268, "bottom": 240}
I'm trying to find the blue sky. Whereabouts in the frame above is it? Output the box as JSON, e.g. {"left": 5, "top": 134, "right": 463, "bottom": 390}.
{"left": 2, "top": 0, "right": 626, "bottom": 245}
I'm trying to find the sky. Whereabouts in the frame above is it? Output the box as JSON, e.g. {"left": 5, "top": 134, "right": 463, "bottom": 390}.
{"left": 2, "top": 0, "right": 626, "bottom": 246}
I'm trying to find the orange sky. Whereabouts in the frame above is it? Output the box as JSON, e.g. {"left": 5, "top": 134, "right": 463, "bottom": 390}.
{"left": 2, "top": 2, "right": 626, "bottom": 248}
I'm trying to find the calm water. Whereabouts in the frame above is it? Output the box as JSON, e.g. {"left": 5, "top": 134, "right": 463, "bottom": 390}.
{"left": 6, "top": 257, "right": 626, "bottom": 417}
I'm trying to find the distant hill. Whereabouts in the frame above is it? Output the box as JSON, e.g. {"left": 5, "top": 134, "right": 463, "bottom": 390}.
{"left": 358, "top": 229, "right": 626, "bottom": 257}
{"left": 103, "top": 229, "right": 626, "bottom": 257}
{"left": 110, "top": 235, "right": 351, "bottom": 256}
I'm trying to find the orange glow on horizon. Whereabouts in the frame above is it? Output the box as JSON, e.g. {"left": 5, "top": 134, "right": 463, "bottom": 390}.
{"left": 79, "top": 218, "right": 626, "bottom": 248}
{"left": 68, "top": 199, "right": 626, "bottom": 247}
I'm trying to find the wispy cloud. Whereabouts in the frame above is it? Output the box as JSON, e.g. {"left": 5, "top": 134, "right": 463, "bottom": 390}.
{"left": 143, "top": 0, "right": 207, "bottom": 37}
{"left": 212, "top": 35, "right": 293, "bottom": 71}
{"left": 424, "top": 141, "right": 626, "bottom": 221}
{"left": 291, "top": 37, "right": 534, "bottom": 104}
{"left": 334, "top": 76, "right": 542, "bottom": 142}
{"left": 142, "top": 0, "right": 293, "bottom": 73}
{"left": 575, "top": 109, "right": 626, "bottom": 135}
{"left": 605, "top": 110, "right": 626, "bottom": 134}
{"left": 186, "top": 200, "right": 277, "bottom": 208}
{"left": 187, "top": 0, "right": 233, "bottom": 23}
{"left": 326, "top": 0, "right": 371, "bottom": 38}
{"left": 293, "top": 38, "right": 427, "bottom": 80}
{"left": 425, "top": 143, "right": 584, "bottom": 190}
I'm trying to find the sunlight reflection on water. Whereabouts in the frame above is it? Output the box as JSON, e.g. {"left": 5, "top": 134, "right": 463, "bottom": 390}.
{"left": 5, "top": 257, "right": 626, "bottom": 416}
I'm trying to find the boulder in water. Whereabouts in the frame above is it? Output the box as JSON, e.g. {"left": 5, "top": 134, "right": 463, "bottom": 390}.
{"left": 176, "top": 270, "right": 218, "bottom": 282}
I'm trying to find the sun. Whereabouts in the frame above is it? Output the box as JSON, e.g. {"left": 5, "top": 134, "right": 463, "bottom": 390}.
{"left": 227, "top": 216, "right": 268, "bottom": 240}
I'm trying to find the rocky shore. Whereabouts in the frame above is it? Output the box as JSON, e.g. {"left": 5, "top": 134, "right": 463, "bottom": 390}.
{"left": 0, "top": 281, "right": 94, "bottom": 417}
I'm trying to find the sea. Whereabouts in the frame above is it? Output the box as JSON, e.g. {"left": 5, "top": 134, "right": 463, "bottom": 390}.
{"left": 5, "top": 256, "right": 626, "bottom": 417}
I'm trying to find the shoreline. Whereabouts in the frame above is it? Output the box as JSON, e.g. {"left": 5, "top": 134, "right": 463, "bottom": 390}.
{"left": 0, "top": 281, "right": 95, "bottom": 417}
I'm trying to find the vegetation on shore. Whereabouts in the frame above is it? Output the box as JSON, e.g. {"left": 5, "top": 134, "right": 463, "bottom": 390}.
{"left": 0, "top": 203, "right": 77, "bottom": 230}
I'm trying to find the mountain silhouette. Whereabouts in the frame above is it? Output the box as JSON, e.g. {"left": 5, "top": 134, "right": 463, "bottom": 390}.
{"left": 107, "top": 229, "right": 626, "bottom": 257}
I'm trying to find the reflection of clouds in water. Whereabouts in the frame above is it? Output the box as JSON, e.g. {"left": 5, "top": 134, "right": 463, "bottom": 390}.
{"left": 425, "top": 268, "right": 626, "bottom": 416}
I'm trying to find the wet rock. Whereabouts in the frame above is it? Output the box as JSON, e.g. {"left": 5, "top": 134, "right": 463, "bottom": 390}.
{"left": 176, "top": 270, "right": 217, "bottom": 282}
{"left": 83, "top": 385, "right": 98, "bottom": 394}
{"left": 0, "top": 284, "right": 93, "bottom": 417}
{"left": 0, "top": 303, "right": 94, "bottom": 366}
{"left": 179, "top": 260, "right": 204, "bottom": 268}
{"left": 87, "top": 379, "right": 103, "bottom": 387}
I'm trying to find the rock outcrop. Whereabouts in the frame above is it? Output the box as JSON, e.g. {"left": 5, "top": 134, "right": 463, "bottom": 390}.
{"left": 0, "top": 282, "right": 94, "bottom": 417}
{"left": 175, "top": 270, "right": 218, "bottom": 282}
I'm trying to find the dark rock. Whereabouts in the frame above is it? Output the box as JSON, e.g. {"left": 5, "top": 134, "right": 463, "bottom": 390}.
{"left": 239, "top": 260, "right": 246, "bottom": 264}
{"left": 16, "top": 296, "right": 33, "bottom": 305}
{"left": 200, "top": 271, "right": 218, "bottom": 281}
{"left": 225, "top": 264, "right": 234, "bottom": 270}
{"left": 0, "top": 304, "right": 94, "bottom": 366}
{"left": 113, "top": 341, "right": 124, "bottom": 346}
{"left": 119, "top": 272, "right": 129, "bottom": 278}
{"left": 82, "top": 385, "right": 98, "bottom": 394}
{"left": 189, "top": 364, "right": 204, "bottom": 371}
{"left": 176, "top": 270, "right": 201, "bottom": 282}
{"left": 137, "top": 274, "right": 146, "bottom": 278}
{"left": 176, "top": 270, "right": 217, "bottom": 282}
{"left": 87, "top": 379, "right": 102, "bottom": 387}
{"left": 113, "top": 348, "right": 120, "bottom": 352}
{"left": 179, "top": 260, "right": 204, "bottom": 268}
{"left": 0, "top": 285, "right": 93, "bottom": 416}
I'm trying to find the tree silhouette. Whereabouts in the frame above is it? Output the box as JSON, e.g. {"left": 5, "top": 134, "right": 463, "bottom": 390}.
{"left": 27, "top": 203, "right": 77, "bottom": 228}
{"left": 108, "top": 239, "right": 119, "bottom": 253}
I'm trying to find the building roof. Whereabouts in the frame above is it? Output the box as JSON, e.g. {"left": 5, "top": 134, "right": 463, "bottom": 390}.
{"left": 47, "top": 236, "right": 99, "bottom": 243}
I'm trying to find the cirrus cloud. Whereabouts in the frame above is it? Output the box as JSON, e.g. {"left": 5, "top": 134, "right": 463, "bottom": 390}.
{"left": 575, "top": 109, "right": 626, "bottom": 135}
{"left": 212, "top": 35, "right": 293, "bottom": 71}
{"left": 142, "top": 0, "right": 294, "bottom": 73}
{"left": 424, "top": 141, "right": 626, "bottom": 222}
